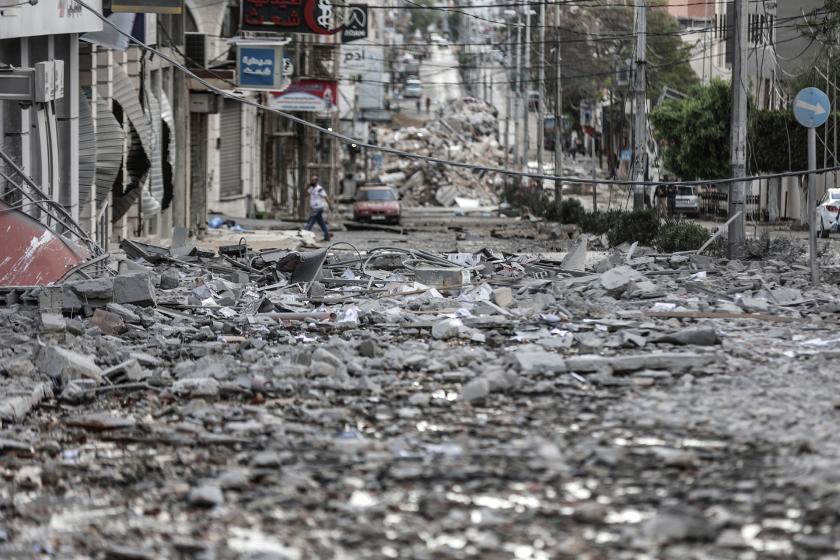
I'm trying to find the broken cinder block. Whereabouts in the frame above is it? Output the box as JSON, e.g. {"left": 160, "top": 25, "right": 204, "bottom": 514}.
{"left": 113, "top": 272, "right": 156, "bottom": 307}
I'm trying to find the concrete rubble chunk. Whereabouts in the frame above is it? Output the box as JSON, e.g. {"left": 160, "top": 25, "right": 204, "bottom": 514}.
{"left": 654, "top": 327, "right": 719, "bottom": 346}
{"left": 113, "top": 272, "right": 156, "bottom": 307}
{"left": 0, "top": 383, "right": 53, "bottom": 422}
{"left": 460, "top": 378, "right": 491, "bottom": 402}
{"left": 561, "top": 238, "right": 587, "bottom": 272}
{"left": 311, "top": 348, "right": 350, "bottom": 382}
{"left": 105, "top": 302, "right": 142, "bottom": 323}
{"left": 36, "top": 345, "right": 103, "bottom": 383}
{"left": 159, "top": 269, "right": 180, "bottom": 290}
{"left": 172, "top": 378, "right": 220, "bottom": 397}
{"left": 40, "top": 313, "right": 66, "bottom": 332}
{"left": 599, "top": 265, "right": 643, "bottom": 293}
{"left": 431, "top": 318, "right": 464, "bottom": 340}
{"left": 491, "top": 287, "right": 514, "bottom": 308}
{"left": 357, "top": 339, "right": 381, "bottom": 358}
{"left": 91, "top": 309, "right": 127, "bottom": 335}
{"left": 511, "top": 351, "right": 565, "bottom": 374}
{"left": 187, "top": 485, "right": 224, "bottom": 508}
{"left": 102, "top": 359, "right": 148, "bottom": 382}
{"left": 4, "top": 357, "right": 34, "bottom": 377}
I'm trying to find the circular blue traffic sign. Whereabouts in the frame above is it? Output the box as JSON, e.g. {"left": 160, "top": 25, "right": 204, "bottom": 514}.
{"left": 794, "top": 87, "right": 831, "bottom": 128}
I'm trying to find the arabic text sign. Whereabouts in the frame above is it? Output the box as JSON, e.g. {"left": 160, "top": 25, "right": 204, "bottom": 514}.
{"left": 270, "top": 79, "right": 337, "bottom": 113}
{"left": 237, "top": 45, "right": 285, "bottom": 90}
{"left": 241, "top": 0, "right": 339, "bottom": 35}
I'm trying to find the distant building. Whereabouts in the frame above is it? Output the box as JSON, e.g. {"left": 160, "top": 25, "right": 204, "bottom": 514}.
{"left": 664, "top": 0, "right": 778, "bottom": 109}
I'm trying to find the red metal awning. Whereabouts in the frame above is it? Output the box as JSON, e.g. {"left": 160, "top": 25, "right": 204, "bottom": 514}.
{"left": 0, "top": 201, "right": 88, "bottom": 286}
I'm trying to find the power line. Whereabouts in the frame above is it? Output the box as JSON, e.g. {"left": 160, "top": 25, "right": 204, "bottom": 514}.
{"left": 74, "top": 0, "right": 840, "bottom": 189}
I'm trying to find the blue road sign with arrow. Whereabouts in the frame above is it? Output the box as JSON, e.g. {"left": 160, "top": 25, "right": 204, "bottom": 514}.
{"left": 794, "top": 87, "right": 831, "bottom": 128}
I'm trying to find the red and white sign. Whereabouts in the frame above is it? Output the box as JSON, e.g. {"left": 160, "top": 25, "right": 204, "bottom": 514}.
{"left": 270, "top": 79, "right": 337, "bottom": 113}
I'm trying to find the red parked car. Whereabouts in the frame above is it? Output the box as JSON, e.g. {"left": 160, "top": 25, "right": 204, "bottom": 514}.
{"left": 352, "top": 186, "right": 401, "bottom": 225}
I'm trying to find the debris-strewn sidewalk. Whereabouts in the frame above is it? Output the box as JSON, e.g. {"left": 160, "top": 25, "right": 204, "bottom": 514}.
{"left": 2, "top": 228, "right": 840, "bottom": 558}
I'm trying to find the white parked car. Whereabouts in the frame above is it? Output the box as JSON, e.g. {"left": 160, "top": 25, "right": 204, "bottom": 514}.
{"left": 404, "top": 79, "right": 423, "bottom": 98}
{"left": 818, "top": 188, "right": 840, "bottom": 238}
{"left": 673, "top": 185, "right": 700, "bottom": 216}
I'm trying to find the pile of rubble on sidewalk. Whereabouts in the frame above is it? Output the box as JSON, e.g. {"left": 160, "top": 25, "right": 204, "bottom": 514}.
{"left": 376, "top": 97, "right": 506, "bottom": 208}
{"left": 3, "top": 230, "right": 840, "bottom": 557}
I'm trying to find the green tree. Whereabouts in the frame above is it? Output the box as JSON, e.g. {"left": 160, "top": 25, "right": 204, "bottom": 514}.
{"left": 544, "top": 2, "right": 698, "bottom": 128}
{"left": 650, "top": 81, "right": 813, "bottom": 179}
{"left": 797, "top": 1, "right": 840, "bottom": 47}
{"left": 749, "top": 110, "right": 808, "bottom": 173}
{"left": 407, "top": 1, "right": 440, "bottom": 35}
{"left": 650, "top": 80, "right": 731, "bottom": 179}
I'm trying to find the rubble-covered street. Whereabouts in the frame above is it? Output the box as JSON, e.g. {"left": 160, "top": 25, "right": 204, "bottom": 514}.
{"left": 3, "top": 222, "right": 840, "bottom": 559}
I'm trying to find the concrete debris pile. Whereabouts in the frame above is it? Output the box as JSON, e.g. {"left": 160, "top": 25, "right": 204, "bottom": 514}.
{"left": 3, "top": 231, "right": 840, "bottom": 557}
{"left": 377, "top": 97, "right": 505, "bottom": 207}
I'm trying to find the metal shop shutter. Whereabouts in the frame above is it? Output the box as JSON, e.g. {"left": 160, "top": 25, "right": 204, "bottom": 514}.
{"left": 219, "top": 99, "right": 242, "bottom": 198}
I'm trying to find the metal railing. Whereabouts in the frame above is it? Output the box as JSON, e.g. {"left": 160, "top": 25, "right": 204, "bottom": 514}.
{"left": 0, "top": 145, "right": 104, "bottom": 258}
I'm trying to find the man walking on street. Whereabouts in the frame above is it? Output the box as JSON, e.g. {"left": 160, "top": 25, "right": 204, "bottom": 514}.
{"left": 304, "top": 175, "right": 331, "bottom": 242}
{"left": 425, "top": 97, "right": 431, "bottom": 114}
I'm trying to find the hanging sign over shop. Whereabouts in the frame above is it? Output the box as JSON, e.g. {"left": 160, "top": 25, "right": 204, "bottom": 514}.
{"left": 269, "top": 79, "right": 337, "bottom": 113}
{"left": 110, "top": 0, "right": 183, "bottom": 14}
{"left": 236, "top": 44, "right": 289, "bottom": 90}
{"left": 241, "top": 0, "right": 341, "bottom": 35}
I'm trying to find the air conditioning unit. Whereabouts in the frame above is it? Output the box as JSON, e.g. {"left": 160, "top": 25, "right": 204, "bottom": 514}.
{"left": 185, "top": 33, "right": 209, "bottom": 68}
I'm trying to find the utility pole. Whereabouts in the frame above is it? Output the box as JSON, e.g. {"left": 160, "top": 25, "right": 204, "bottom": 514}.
{"left": 554, "top": 1, "right": 563, "bottom": 211}
{"left": 537, "top": 0, "right": 545, "bottom": 185}
{"left": 728, "top": 0, "right": 748, "bottom": 258}
{"left": 523, "top": 2, "right": 531, "bottom": 173}
{"left": 505, "top": 66, "right": 511, "bottom": 169}
{"left": 632, "top": 0, "right": 647, "bottom": 210}
{"left": 514, "top": 7, "right": 522, "bottom": 171}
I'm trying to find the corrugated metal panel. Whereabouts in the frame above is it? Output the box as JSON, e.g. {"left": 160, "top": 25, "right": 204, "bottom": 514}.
{"left": 111, "top": 65, "right": 160, "bottom": 215}
{"left": 145, "top": 85, "right": 164, "bottom": 207}
{"left": 78, "top": 92, "right": 96, "bottom": 210}
{"left": 95, "top": 98, "right": 124, "bottom": 207}
{"left": 219, "top": 99, "right": 242, "bottom": 198}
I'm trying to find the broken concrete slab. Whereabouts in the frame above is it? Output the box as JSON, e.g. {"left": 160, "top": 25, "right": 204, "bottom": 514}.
{"left": 62, "top": 278, "right": 114, "bottom": 310}
{"left": 0, "top": 382, "right": 52, "bottom": 422}
{"left": 565, "top": 352, "right": 720, "bottom": 373}
{"left": 600, "top": 265, "right": 643, "bottom": 293}
{"left": 35, "top": 345, "right": 102, "bottom": 384}
{"left": 654, "top": 327, "right": 719, "bottom": 346}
